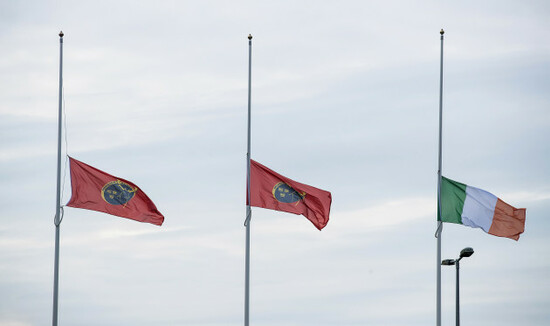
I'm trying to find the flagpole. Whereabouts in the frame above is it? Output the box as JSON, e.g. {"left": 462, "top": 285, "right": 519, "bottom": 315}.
{"left": 436, "top": 28, "right": 444, "bottom": 326}
{"left": 52, "top": 30, "right": 64, "bottom": 326}
{"left": 244, "top": 33, "right": 253, "bottom": 326}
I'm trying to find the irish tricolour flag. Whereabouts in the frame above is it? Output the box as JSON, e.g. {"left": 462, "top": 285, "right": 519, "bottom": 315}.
{"left": 439, "top": 176, "right": 526, "bottom": 240}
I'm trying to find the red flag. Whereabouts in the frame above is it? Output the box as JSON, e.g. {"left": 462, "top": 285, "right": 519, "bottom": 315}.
{"left": 248, "top": 159, "right": 331, "bottom": 230}
{"left": 66, "top": 157, "right": 164, "bottom": 226}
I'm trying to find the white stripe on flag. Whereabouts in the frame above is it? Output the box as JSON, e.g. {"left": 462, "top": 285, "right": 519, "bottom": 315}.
{"left": 462, "top": 185, "right": 497, "bottom": 232}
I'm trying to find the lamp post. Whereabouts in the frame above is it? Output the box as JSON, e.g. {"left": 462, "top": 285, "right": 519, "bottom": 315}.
{"left": 442, "top": 247, "right": 474, "bottom": 326}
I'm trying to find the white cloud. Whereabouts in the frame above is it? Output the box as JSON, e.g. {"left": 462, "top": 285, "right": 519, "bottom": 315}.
{"left": 335, "top": 197, "right": 434, "bottom": 230}
{"left": 0, "top": 321, "right": 33, "bottom": 326}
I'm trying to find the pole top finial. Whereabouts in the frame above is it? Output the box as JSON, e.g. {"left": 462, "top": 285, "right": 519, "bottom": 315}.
{"left": 440, "top": 29, "right": 444, "bottom": 35}
{"left": 248, "top": 34, "right": 252, "bottom": 40}
{"left": 59, "top": 31, "right": 64, "bottom": 37}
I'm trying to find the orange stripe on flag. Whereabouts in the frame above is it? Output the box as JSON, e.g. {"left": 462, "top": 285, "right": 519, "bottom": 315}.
{"left": 488, "top": 198, "right": 526, "bottom": 241}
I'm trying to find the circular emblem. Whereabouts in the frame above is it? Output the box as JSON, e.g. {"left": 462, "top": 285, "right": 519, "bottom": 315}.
{"left": 272, "top": 182, "right": 305, "bottom": 203}
{"left": 101, "top": 180, "right": 137, "bottom": 205}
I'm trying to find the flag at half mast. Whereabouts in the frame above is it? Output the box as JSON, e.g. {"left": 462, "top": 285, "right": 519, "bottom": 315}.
{"left": 248, "top": 159, "right": 331, "bottom": 230}
{"left": 439, "top": 176, "right": 525, "bottom": 240}
{"left": 66, "top": 157, "right": 164, "bottom": 226}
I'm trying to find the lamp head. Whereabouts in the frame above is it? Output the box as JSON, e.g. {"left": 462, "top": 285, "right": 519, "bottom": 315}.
{"left": 441, "top": 259, "right": 456, "bottom": 266}
{"left": 460, "top": 247, "right": 474, "bottom": 258}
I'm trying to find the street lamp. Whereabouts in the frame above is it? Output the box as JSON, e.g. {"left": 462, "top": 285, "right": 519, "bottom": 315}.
{"left": 442, "top": 247, "right": 474, "bottom": 326}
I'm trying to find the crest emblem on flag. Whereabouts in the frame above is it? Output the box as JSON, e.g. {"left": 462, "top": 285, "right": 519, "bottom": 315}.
{"left": 272, "top": 182, "right": 305, "bottom": 204}
{"left": 101, "top": 180, "right": 137, "bottom": 205}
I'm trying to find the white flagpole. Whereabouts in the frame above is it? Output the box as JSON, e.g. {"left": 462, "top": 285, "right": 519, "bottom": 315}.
{"left": 244, "top": 33, "right": 253, "bottom": 326}
{"left": 52, "top": 30, "right": 64, "bottom": 326}
{"left": 436, "top": 28, "right": 445, "bottom": 326}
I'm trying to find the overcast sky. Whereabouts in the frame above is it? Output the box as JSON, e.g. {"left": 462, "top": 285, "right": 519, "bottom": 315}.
{"left": 1, "top": 1, "right": 549, "bottom": 326}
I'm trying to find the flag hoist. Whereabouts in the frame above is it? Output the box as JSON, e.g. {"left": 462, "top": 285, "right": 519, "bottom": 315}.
{"left": 52, "top": 30, "right": 64, "bottom": 326}
{"left": 436, "top": 28, "right": 444, "bottom": 326}
{"left": 244, "top": 33, "right": 253, "bottom": 326}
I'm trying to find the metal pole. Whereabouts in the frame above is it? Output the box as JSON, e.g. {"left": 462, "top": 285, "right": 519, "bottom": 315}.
{"left": 244, "top": 33, "right": 253, "bottom": 326}
{"left": 436, "top": 28, "right": 445, "bottom": 326}
{"left": 52, "top": 30, "right": 64, "bottom": 326}
{"left": 456, "top": 260, "right": 460, "bottom": 326}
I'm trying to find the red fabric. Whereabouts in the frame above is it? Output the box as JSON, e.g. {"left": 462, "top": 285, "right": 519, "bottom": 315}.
{"left": 66, "top": 157, "right": 164, "bottom": 226}
{"left": 248, "top": 160, "right": 331, "bottom": 230}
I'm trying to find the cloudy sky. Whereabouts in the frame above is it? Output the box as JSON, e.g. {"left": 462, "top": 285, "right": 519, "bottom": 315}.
{"left": 1, "top": 1, "right": 549, "bottom": 325}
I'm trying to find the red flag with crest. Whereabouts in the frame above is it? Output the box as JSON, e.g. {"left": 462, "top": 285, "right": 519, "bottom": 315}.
{"left": 66, "top": 157, "right": 164, "bottom": 226}
{"left": 248, "top": 159, "right": 331, "bottom": 230}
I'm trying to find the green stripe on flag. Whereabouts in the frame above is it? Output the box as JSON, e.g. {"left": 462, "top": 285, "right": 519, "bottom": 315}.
{"left": 438, "top": 176, "right": 467, "bottom": 224}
